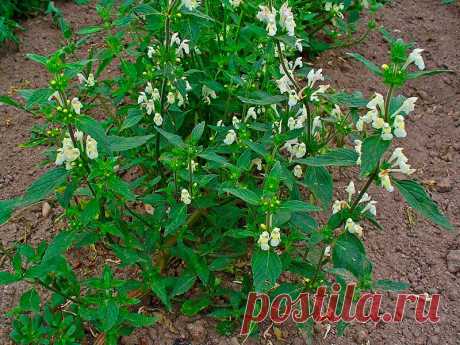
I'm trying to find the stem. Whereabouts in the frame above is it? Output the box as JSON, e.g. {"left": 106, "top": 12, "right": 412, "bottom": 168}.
{"left": 384, "top": 85, "right": 394, "bottom": 122}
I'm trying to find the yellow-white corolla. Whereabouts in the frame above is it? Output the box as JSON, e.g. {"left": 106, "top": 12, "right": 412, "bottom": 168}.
{"left": 345, "top": 218, "right": 363, "bottom": 238}
{"left": 86, "top": 135, "right": 98, "bottom": 160}
{"left": 181, "top": 0, "right": 200, "bottom": 11}
{"left": 256, "top": 5, "right": 277, "bottom": 36}
{"left": 258, "top": 231, "right": 271, "bottom": 251}
{"left": 270, "top": 228, "right": 281, "bottom": 247}
{"left": 224, "top": 129, "right": 237, "bottom": 145}
{"left": 279, "top": 2, "right": 296, "bottom": 36}
{"left": 180, "top": 189, "right": 192, "bottom": 205}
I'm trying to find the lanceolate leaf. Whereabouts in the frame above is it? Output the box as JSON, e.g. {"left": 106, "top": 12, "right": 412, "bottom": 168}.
{"left": 155, "top": 126, "right": 185, "bottom": 147}
{"left": 406, "top": 69, "right": 454, "bottom": 80}
{"left": 76, "top": 116, "right": 111, "bottom": 155}
{"left": 347, "top": 52, "right": 383, "bottom": 77}
{"left": 223, "top": 187, "right": 260, "bottom": 206}
{"left": 238, "top": 94, "right": 287, "bottom": 106}
{"left": 108, "top": 134, "right": 154, "bottom": 151}
{"left": 393, "top": 179, "right": 453, "bottom": 230}
{"left": 22, "top": 167, "right": 68, "bottom": 205}
{"left": 296, "top": 148, "right": 358, "bottom": 167}
{"left": 360, "top": 135, "right": 390, "bottom": 176}
{"left": 279, "top": 200, "right": 321, "bottom": 213}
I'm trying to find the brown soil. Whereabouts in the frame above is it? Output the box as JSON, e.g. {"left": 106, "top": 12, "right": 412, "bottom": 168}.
{"left": 0, "top": 0, "right": 459, "bottom": 344}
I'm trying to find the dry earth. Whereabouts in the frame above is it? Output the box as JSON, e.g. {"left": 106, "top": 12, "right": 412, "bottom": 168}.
{"left": 0, "top": 0, "right": 459, "bottom": 344}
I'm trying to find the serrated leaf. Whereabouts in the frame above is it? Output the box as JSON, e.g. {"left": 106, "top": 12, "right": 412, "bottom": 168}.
{"left": 191, "top": 121, "right": 205, "bottom": 143}
{"left": 406, "top": 69, "right": 454, "bottom": 80}
{"left": 171, "top": 272, "right": 197, "bottom": 297}
{"left": 393, "top": 179, "right": 453, "bottom": 230}
{"left": 155, "top": 127, "right": 184, "bottom": 147}
{"left": 23, "top": 167, "right": 68, "bottom": 205}
{"left": 77, "top": 25, "right": 103, "bottom": 35}
{"left": 151, "top": 274, "right": 171, "bottom": 311}
{"left": 223, "top": 188, "right": 260, "bottom": 206}
{"left": 199, "top": 151, "right": 231, "bottom": 167}
{"left": 238, "top": 94, "right": 287, "bottom": 106}
{"left": 181, "top": 296, "right": 212, "bottom": 316}
{"left": 165, "top": 204, "right": 187, "bottom": 236}
{"left": 0, "top": 271, "right": 21, "bottom": 285}
{"left": 19, "top": 88, "right": 54, "bottom": 109}
{"left": 20, "top": 289, "right": 40, "bottom": 313}
{"left": 76, "top": 116, "right": 111, "bottom": 155}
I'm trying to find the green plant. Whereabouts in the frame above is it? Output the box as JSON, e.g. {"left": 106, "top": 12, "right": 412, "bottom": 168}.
{"left": 0, "top": 0, "right": 452, "bottom": 343}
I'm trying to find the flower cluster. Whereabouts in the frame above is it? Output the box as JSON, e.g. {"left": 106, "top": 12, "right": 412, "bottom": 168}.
{"left": 257, "top": 227, "right": 281, "bottom": 251}
{"left": 55, "top": 131, "right": 98, "bottom": 170}
{"left": 379, "top": 148, "right": 415, "bottom": 192}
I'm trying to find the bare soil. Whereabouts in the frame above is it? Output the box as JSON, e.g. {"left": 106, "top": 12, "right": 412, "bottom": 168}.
{"left": 0, "top": 0, "right": 459, "bottom": 344}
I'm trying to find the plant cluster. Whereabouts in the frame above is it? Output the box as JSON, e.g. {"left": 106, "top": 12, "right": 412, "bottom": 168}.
{"left": 0, "top": 0, "right": 452, "bottom": 344}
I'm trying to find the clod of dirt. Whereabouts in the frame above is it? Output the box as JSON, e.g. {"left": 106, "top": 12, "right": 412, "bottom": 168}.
{"left": 186, "top": 319, "right": 208, "bottom": 342}
{"left": 120, "top": 335, "right": 138, "bottom": 345}
{"left": 172, "top": 339, "right": 191, "bottom": 345}
{"left": 42, "top": 201, "right": 51, "bottom": 218}
{"left": 436, "top": 177, "right": 453, "bottom": 193}
{"left": 446, "top": 250, "right": 460, "bottom": 274}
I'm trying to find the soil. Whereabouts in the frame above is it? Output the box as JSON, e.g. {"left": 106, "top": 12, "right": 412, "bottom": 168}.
{"left": 0, "top": 0, "right": 459, "bottom": 344}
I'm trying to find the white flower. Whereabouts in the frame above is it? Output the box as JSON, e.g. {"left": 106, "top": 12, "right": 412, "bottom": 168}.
{"left": 74, "top": 130, "right": 84, "bottom": 143}
{"left": 312, "top": 116, "right": 322, "bottom": 134}
{"left": 295, "top": 39, "right": 303, "bottom": 52}
{"left": 276, "top": 75, "right": 293, "bottom": 94}
{"left": 188, "top": 160, "right": 198, "bottom": 172}
{"left": 152, "top": 88, "right": 161, "bottom": 101}
{"left": 394, "top": 97, "right": 417, "bottom": 116}
{"left": 293, "top": 142, "right": 306, "bottom": 158}
{"left": 362, "top": 200, "right": 377, "bottom": 216}
{"left": 176, "top": 39, "right": 190, "bottom": 57}
{"left": 381, "top": 122, "right": 394, "bottom": 141}
{"left": 270, "top": 228, "right": 281, "bottom": 247}
{"left": 167, "top": 92, "right": 176, "bottom": 105}
{"left": 279, "top": 2, "right": 296, "bottom": 36}
{"left": 287, "top": 117, "right": 296, "bottom": 130}
{"left": 138, "top": 92, "right": 148, "bottom": 105}
{"left": 324, "top": 246, "right": 331, "bottom": 257}
{"left": 224, "top": 129, "right": 237, "bottom": 145}
{"left": 86, "top": 135, "right": 98, "bottom": 160}
{"left": 307, "top": 69, "right": 324, "bottom": 88}
{"left": 256, "top": 5, "right": 277, "bottom": 36}
{"left": 378, "top": 170, "right": 394, "bottom": 192}
{"left": 405, "top": 48, "right": 425, "bottom": 70}
{"left": 367, "top": 93, "right": 385, "bottom": 113}
{"left": 147, "top": 46, "right": 156, "bottom": 59}
{"left": 388, "top": 148, "right": 416, "bottom": 175}
{"left": 202, "top": 85, "right": 217, "bottom": 104}
{"left": 258, "top": 231, "right": 271, "bottom": 251}
{"left": 181, "top": 0, "right": 200, "bottom": 11}
{"left": 145, "top": 99, "right": 155, "bottom": 115}
{"left": 71, "top": 98, "right": 82, "bottom": 115}
{"left": 372, "top": 116, "right": 385, "bottom": 130}
{"left": 332, "top": 200, "right": 348, "bottom": 214}
{"left": 229, "top": 0, "right": 242, "bottom": 7}
{"left": 49, "top": 91, "right": 64, "bottom": 106}
{"left": 232, "top": 116, "right": 241, "bottom": 129}
{"left": 345, "top": 181, "right": 356, "bottom": 201}
{"left": 358, "top": 193, "right": 371, "bottom": 204}
{"left": 180, "top": 189, "right": 192, "bottom": 205}
{"left": 354, "top": 139, "right": 362, "bottom": 165}
{"left": 288, "top": 90, "right": 299, "bottom": 107}
{"left": 393, "top": 115, "right": 407, "bottom": 138}
{"left": 310, "top": 84, "right": 330, "bottom": 102}
{"left": 154, "top": 113, "right": 163, "bottom": 126}
{"left": 325, "top": 2, "right": 345, "bottom": 18}
{"left": 245, "top": 107, "right": 257, "bottom": 121}
{"left": 55, "top": 136, "right": 80, "bottom": 170}
{"left": 345, "top": 218, "right": 363, "bottom": 237}
{"left": 252, "top": 158, "right": 263, "bottom": 171}
{"left": 145, "top": 82, "right": 154, "bottom": 95}
{"left": 77, "top": 73, "right": 95, "bottom": 87}
{"left": 216, "top": 120, "right": 224, "bottom": 127}
{"left": 293, "top": 165, "right": 303, "bottom": 178}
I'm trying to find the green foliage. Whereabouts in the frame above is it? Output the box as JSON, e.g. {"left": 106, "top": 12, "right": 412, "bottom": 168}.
{"left": 0, "top": 0, "right": 452, "bottom": 343}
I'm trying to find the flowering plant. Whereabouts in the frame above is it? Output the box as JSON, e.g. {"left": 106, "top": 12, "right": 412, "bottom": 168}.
{"left": 0, "top": 0, "right": 452, "bottom": 343}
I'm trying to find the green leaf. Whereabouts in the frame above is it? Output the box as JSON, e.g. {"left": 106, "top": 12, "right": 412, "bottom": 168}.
{"left": 252, "top": 250, "right": 282, "bottom": 292}
{"left": 360, "top": 135, "right": 390, "bottom": 176}
{"left": 0, "top": 95, "right": 23, "bottom": 109}
{"left": 347, "top": 52, "right": 383, "bottom": 77}
{"left": 151, "top": 274, "right": 172, "bottom": 311}
{"left": 191, "top": 121, "right": 206, "bottom": 143}
{"left": 223, "top": 188, "right": 260, "bottom": 206}
{"left": 296, "top": 148, "right": 358, "bottom": 167}
{"left": 155, "top": 127, "right": 185, "bottom": 147}
{"left": 374, "top": 279, "right": 410, "bottom": 291}
{"left": 77, "top": 25, "right": 103, "bottom": 35}
{"left": 0, "top": 198, "right": 20, "bottom": 225}
{"left": 23, "top": 167, "right": 68, "bottom": 205}
{"left": 102, "top": 301, "right": 119, "bottom": 331}
{"left": 121, "top": 113, "right": 143, "bottom": 131}
{"left": 393, "top": 179, "right": 453, "bottom": 230}
{"left": 333, "top": 232, "right": 372, "bottom": 280}
{"left": 0, "top": 271, "right": 21, "bottom": 285}
{"left": 176, "top": 243, "right": 210, "bottom": 285}
{"left": 406, "top": 69, "right": 454, "bottom": 80}
{"left": 244, "top": 140, "right": 269, "bottom": 158}
{"left": 42, "top": 231, "right": 75, "bottom": 262}
{"left": 303, "top": 166, "right": 333, "bottom": 209}
{"left": 165, "top": 205, "right": 187, "bottom": 236}
{"left": 124, "top": 312, "right": 158, "bottom": 327}
{"left": 20, "top": 289, "right": 40, "bottom": 313}
{"left": 26, "top": 53, "right": 48, "bottom": 65}
{"left": 19, "top": 88, "right": 54, "bottom": 109}
{"left": 238, "top": 94, "right": 287, "bottom": 106}
{"left": 171, "top": 272, "right": 197, "bottom": 297}
{"left": 108, "top": 135, "right": 154, "bottom": 151}
{"left": 181, "top": 296, "right": 212, "bottom": 316}
{"left": 279, "top": 200, "right": 320, "bottom": 213}
{"left": 199, "top": 151, "right": 231, "bottom": 167}
{"left": 327, "top": 91, "right": 368, "bottom": 108}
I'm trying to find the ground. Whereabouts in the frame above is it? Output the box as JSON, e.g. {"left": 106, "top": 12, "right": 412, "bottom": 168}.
{"left": 0, "top": 0, "right": 459, "bottom": 344}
